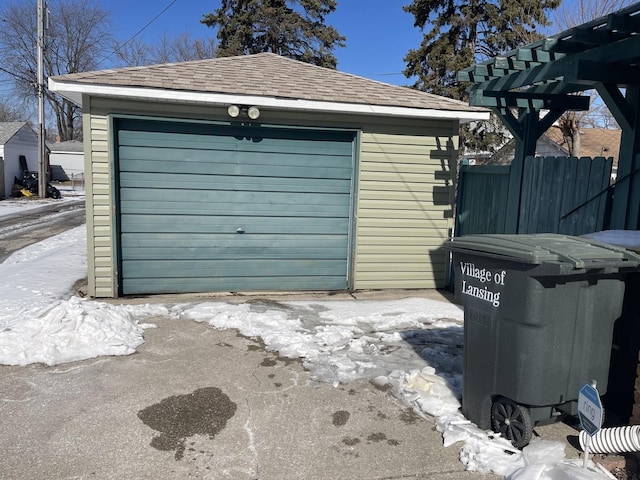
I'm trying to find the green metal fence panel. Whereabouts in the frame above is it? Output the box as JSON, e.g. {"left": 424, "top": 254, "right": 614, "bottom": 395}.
{"left": 456, "top": 156, "right": 612, "bottom": 237}
{"left": 455, "top": 164, "right": 510, "bottom": 236}
{"left": 520, "top": 156, "right": 569, "bottom": 233}
{"left": 520, "top": 155, "right": 612, "bottom": 235}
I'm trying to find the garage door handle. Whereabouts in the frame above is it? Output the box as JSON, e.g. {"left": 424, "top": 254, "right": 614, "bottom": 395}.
{"left": 236, "top": 227, "right": 245, "bottom": 234}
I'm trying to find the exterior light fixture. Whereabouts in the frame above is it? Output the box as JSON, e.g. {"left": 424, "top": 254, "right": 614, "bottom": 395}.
{"left": 227, "top": 104, "right": 241, "bottom": 118}
{"left": 227, "top": 104, "right": 261, "bottom": 120}
{"left": 247, "top": 106, "right": 260, "bottom": 120}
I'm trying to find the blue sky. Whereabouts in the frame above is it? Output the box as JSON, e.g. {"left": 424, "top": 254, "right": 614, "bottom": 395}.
{"left": 101, "top": 1, "right": 586, "bottom": 86}
{"left": 103, "top": 0, "right": 425, "bottom": 86}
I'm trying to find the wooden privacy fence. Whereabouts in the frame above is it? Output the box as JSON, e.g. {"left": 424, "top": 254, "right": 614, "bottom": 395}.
{"left": 455, "top": 155, "right": 613, "bottom": 236}
{"left": 455, "top": 164, "right": 509, "bottom": 235}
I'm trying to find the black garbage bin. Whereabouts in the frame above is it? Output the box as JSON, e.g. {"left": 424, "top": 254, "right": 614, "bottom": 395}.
{"left": 581, "top": 231, "right": 640, "bottom": 425}
{"left": 443, "top": 233, "right": 640, "bottom": 448}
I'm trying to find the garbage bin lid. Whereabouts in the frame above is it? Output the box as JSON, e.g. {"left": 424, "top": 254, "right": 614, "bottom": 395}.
{"left": 443, "top": 233, "right": 640, "bottom": 269}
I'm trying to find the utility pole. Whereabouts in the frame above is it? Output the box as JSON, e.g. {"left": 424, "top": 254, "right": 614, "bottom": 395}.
{"left": 37, "top": 0, "right": 47, "bottom": 198}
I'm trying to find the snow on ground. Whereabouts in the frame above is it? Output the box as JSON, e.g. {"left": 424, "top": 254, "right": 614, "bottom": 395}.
{"left": 0, "top": 199, "right": 622, "bottom": 479}
{"left": 0, "top": 194, "right": 82, "bottom": 217}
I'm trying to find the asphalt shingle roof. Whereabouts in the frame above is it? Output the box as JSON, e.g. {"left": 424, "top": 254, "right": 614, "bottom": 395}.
{"left": 47, "top": 140, "right": 84, "bottom": 152}
{"left": 485, "top": 127, "right": 622, "bottom": 166}
{"left": 0, "top": 122, "right": 29, "bottom": 145}
{"left": 51, "top": 53, "right": 485, "bottom": 113}
{"left": 545, "top": 127, "right": 621, "bottom": 164}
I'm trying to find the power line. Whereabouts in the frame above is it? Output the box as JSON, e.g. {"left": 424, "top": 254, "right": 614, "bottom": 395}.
{"left": 119, "top": 0, "right": 179, "bottom": 50}
{"left": 97, "top": 0, "right": 179, "bottom": 66}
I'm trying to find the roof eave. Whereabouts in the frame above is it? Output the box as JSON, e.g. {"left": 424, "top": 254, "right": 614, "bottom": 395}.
{"left": 48, "top": 78, "right": 490, "bottom": 123}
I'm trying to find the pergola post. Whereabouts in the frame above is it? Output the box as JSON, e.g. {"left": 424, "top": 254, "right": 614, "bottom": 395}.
{"left": 599, "top": 85, "right": 640, "bottom": 229}
{"left": 498, "top": 109, "right": 539, "bottom": 233}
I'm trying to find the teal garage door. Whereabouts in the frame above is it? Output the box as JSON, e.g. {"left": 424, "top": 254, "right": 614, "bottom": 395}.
{"left": 115, "top": 118, "right": 355, "bottom": 294}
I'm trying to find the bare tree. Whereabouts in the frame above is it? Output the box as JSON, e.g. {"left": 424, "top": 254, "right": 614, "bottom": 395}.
{"left": 554, "top": 0, "right": 635, "bottom": 29}
{"left": 551, "top": 0, "right": 632, "bottom": 156}
{"left": 0, "top": 98, "right": 27, "bottom": 122}
{"left": 153, "top": 33, "right": 218, "bottom": 64}
{"left": 0, "top": 0, "right": 112, "bottom": 141}
{"left": 114, "top": 32, "right": 218, "bottom": 67}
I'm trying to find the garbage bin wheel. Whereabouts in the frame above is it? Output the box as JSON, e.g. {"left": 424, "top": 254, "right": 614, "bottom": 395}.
{"left": 491, "top": 396, "right": 533, "bottom": 449}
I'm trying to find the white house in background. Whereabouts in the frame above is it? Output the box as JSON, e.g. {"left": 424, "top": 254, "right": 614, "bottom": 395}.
{"left": 0, "top": 122, "right": 39, "bottom": 199}
{"left": 47, "top": 140, "right": 84, "bottom": 181}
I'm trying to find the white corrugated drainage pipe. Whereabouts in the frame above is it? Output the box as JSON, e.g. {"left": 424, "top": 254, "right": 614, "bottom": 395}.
{"left": 579, "top": 426, "right": 640, "bottom": 454}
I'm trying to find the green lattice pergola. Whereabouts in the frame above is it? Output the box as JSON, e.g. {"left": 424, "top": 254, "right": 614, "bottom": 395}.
{"left": 459, "top": 2, "right": 640, "bottom": 232}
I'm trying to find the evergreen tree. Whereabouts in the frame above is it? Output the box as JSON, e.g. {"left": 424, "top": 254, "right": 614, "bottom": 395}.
{"left": 403, "top": 0, "right": 560, "bottom": 101}
{"left": 201, "top": 0, "right": 345, "bottom": 68}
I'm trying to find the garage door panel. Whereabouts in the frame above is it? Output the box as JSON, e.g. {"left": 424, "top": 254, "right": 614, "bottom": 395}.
{"left": 116, "top": 119, "right": 354, "bottom": 294}
{"left": 120, "top": 172, "right": 352, "bottom": 193}
{"left": 120, "top": 189, "right": 350, "bottom": 209}
{"left": 122, "top": 259, "right": 347, "bottom": 277}
{"left": 122, "top": 275, "right": 347, "bottom": 294}
{"left": 120, "top": 145, "right": 352, "bottom": 168}
{"left": 121, "top": 232, "right": 346, "bottom": 247}
{"left": 119, "top": 155, "right": 353, "bottom": 179}
{"left": 122, "top": 245, "right": 347, "bottom": 260}
{"left": 119, "top": 139, "right": 353, "bottom": 159}
{"left": 119, "top": 128, "right": 353, "bottom": 156}
{"left": 118, "top": 200, "right": 349, "bottom": 217}
{"left": 120, "top": 216, "right": 350, "bottom": 234}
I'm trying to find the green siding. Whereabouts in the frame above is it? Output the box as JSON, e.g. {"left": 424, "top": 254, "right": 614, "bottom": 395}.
{"left": 83, "top": 107, "right": 116, "bottom": 298}
{"left": 116, "top": 118, "right": 354, "bottom": 294}
{"left": 354, "top": 131, "right": 458, "bottom": 289}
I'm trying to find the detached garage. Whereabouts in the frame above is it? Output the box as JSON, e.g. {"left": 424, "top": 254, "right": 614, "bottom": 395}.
{"left": 0, "top": 122, "right": 39, "bottom": 199}
{"left": 49, "top": 53, "right": 487, "bottom": 297}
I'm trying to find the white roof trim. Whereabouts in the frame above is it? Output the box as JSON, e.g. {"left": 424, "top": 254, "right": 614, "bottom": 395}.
{"left": 48, "top": 78, "right": 489, "bottom": 122}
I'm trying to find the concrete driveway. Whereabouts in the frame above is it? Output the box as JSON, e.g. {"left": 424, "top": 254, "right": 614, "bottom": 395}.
{"left": 0, "top": 292, "right": 581, "bottom": 479}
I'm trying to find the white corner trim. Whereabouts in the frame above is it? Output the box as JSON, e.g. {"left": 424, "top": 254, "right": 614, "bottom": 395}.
{"left": 48, "top": 78, "right": 490, "bottom": 122}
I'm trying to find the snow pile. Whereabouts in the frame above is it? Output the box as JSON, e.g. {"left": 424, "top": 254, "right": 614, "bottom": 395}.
{"left": 0, "top": 225, "right": 161, "bottom": 366}
{"left": 507, "top": 440, "right": 612, "bottom": 480}
{"left": 0, "top": 297, "right": 159, "bottom": 366}
{"left": 173, "top": 298, "right": 465, "bottom": 387}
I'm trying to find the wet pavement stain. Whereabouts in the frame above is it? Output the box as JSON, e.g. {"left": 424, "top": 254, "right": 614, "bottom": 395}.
{"left": 399, "top": 407, "right": 421, "bottom": 425}
{"left": 138, "top": 387, "right": 237, "bottom": 460}
{"left": 342, "top": 436, "right": 361, "bottom": 446}
{"left": 366, "top": 432, "right": 401, "bottom": 446}
{"left": 367, "top": 432, "right": 388, "bottom": 442}
{"left": 332, "top": 410, "right": 350, "bottom": 426}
